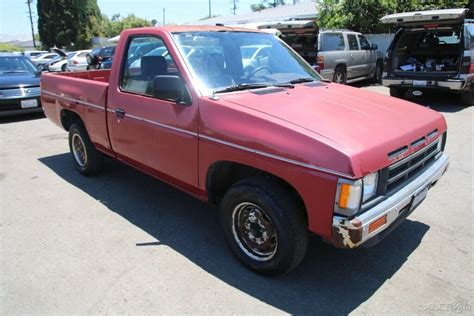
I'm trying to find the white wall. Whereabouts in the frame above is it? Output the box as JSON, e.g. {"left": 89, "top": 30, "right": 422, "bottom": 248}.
{"left": 365, "top": 33, "right": 395, "bottom": 54}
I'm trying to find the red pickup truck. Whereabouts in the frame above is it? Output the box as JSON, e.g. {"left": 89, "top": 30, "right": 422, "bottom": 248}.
{"left": 41, "top": 26, "right": 449, "bottom": 275}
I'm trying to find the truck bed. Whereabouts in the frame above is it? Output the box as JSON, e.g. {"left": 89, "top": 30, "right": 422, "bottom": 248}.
{"left": 40, "top": 70, "right": 112, "bottom": 152}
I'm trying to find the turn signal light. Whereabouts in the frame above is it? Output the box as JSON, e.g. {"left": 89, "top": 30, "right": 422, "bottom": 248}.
{"left": 368, "top": 215, "right": 387, "bottom": 234}
{"left": 338, "top": 183, "right": 351, "bottom": 208}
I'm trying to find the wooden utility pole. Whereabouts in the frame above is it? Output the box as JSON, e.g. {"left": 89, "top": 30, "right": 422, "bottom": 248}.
{"left": 26, "top": 0, "right": 37, "bottom": 48}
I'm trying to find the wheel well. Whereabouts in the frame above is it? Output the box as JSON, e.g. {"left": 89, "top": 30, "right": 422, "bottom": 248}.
{"left": 206, "top": 161, "right": 306, "bottom": 213}
{"left": 335, "top": 64, "right": 346, "bottom": 71}
{"left": 60, "top": 110, "right": 83, "bottom": 131}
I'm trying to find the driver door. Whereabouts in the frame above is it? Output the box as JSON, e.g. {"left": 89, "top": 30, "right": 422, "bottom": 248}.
{"left": 107, "top": 34, "right": 199, "bottom": 189}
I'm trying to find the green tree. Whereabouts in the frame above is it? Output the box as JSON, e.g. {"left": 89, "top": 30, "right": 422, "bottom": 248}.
{"left": 251, "top": 0, "right": 286, "bottom": 12}
{"left": 37, "top": 0, "right": 102, "bottom": 49}
{"left": 317, "top": 0, "right": 471, "bottom": 33}
{"left": 101, "top": 14, "right": 152, "bottom": 38}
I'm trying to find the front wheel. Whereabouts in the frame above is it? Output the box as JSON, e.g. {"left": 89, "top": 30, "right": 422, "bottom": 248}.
{"left": 373, "top": 61, "right": 383, "bottom": 83}
{"left": 220, "top": 177, "right": 308, "bottom": 275}
{"left": 68, "top": 123, "right": 103, "bottom": 176}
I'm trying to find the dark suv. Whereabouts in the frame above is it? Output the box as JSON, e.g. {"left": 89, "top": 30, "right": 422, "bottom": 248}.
{"left": 381, "top": 8, "right": 473, "bottom": 106}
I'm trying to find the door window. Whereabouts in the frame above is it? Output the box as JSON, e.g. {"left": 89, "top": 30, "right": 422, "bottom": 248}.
{"left": 121, "top": 36, "right": 180, "bottom": 97}
{"left": 358, "top": 35, "right": 371, "bottom": 50}
{"left": 347, "top": 34, "right": 359, "bottom": 50}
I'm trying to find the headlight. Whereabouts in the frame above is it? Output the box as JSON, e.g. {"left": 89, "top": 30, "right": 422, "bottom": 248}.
{"left": 335, "top": 179, "right": 362, "bottom": 216}
{"left": 335, "top": 172, "right": 378, "bottom": 216}
{"left": 362, "top": 172, "right": 378, "bottom": 203}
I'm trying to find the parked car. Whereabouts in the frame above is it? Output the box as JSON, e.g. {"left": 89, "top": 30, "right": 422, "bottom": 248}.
{"left": 41, "top": 26, "right": 449, "bottom": 275}
{"left": 258, "top": 21, "right": 383, "bottom": 84}
{"left": 0, "top": 53, "right": 42, "bottom": 116}
{"left": 381, "top": 8, "right": 473, "bottom": 106}
{"left": 86, "top": 45, "right": 116, "bottom": 70}
{"left": 48, "top": 52, "right": 76, "bottom": 72}
{"left": 67, "top": 50, "right": 92, "bottom": 71}
{"left": 30, "top": 52, "right": 59, "bottom": 66}
{"left": 316, "top": 30, "right": 384, "bottom": 83}
{"left": 22, "top": 50, "right": 48, "bottom": 59}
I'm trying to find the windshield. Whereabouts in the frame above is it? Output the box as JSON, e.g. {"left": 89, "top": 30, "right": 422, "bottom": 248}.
{"left": 0, "top": 56, "right": 38, "bottom": 74}
{"left": 172, "top": 31, "right": 319, "bottom": 94}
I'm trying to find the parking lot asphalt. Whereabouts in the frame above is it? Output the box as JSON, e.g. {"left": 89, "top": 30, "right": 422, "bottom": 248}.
{"left": 0, "top": 85, "right": 472, "bottom": 314}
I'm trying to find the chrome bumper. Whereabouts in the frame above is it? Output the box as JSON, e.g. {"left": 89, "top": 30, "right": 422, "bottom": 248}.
{"left": 331, "top": 153, "right": 449, "bottom": 248}
{"left": 383, "top": 79, "right": 466, "bottom": 91}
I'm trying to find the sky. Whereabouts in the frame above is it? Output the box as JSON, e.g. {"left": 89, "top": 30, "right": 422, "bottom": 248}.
{"left": 0, "top": 0, "right": 263, "bottom": 42}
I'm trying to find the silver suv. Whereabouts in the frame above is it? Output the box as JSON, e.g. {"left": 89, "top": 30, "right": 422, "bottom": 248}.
{"left": 317, "top": 30, "right": 384, "bottom": 84}
{"left": 381, "top": 8, "right": 473, "bottom": 106}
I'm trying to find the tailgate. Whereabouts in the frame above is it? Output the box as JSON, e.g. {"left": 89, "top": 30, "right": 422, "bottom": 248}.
{"left": 381, "top": 8, "right": 468, "bottom": 26}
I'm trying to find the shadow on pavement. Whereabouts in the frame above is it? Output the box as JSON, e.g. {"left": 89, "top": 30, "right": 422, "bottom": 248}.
{"left": 39, "top": 153, "right": 430, "bottom": 314}
{"left": 352, "top": 82, "right": 469, "bottom": 113}
{"left": 0, "top": 112, "right": 45, "bottom": 124}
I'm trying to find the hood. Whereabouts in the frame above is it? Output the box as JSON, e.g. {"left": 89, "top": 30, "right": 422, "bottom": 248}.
{"left": 219, "top": 83, "right": 446, "bottom": 176}
{"left": 0, "top": 72, "right": 40, "bottom": 89}
{"left": 380, "top": 8, "right": 468, "bottom": 26}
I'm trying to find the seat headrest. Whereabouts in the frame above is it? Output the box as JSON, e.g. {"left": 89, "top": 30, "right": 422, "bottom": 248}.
{"left": 141, "top": 55, "right": 167, "bottom": 79}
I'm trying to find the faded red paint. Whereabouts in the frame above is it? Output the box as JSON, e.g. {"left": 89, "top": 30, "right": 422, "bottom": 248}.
{"left": 40, "top": 27, "right": 447, "bottom": 241}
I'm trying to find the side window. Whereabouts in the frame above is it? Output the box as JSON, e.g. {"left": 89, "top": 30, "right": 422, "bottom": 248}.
{"left": 320, "top": 33, "right": 345, "bottom": 51}
{"left": 358, "top": 35, "right": 371, "bottom": 50}
{"left": 347, "top": 34, "right": 359, "bottom": 50}
{"left": 121, "top": 36, "right": 180, "bottom": 97}
{"left": 465, "top": 24, "right": 474, "bottom": 49}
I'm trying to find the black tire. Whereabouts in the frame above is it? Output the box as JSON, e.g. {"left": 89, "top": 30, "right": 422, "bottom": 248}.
{"left": 373, "top": 61, "right": 383, "bottom": 83}
{"left": 61, "top": 63, "right": 67, "bottom": 72}
{"left": 460, "top": 91, "right": 473, "bottom": 106}
{"left": 220, "top": 177, "right": 308, "bottom": 275}
{"left": 390, "top": 87, "right": 406, "bottom": 99}
{"left": 68, "top": 123, "right": 103, "bottom": 176}
{"left": 333, "top": 66, "right": 347, "bottom": 84}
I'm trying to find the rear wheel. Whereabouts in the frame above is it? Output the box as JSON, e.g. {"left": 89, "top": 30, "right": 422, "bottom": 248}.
{"left": 68, "top": 123, "right": 103, "bottom": 176}
{"left": 460, "top": 90, "right": 473, "bottom": 106}
{"left": 390, "top": 87, "right": 406, "bottom": 99}
{"left": 333, "top": 66, "right": 347, "bottom": 84}
{"left": 61, "top": 64, "right": 67, "bottom": 72}
{"left": 220, "top": 177, "right": 308, "bottom": 275}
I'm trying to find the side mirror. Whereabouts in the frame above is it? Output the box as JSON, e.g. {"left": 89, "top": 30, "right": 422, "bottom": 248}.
{"left": 152, "top": 75, "right": 191, "bottom": 105}
{"left": 371, "top": 44, "right": 378, "bottom": 50}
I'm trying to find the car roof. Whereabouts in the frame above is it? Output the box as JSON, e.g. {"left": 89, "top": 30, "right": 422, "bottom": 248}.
{"left": 124, "top": 25, "right": 263, "bottom": 35}
{"left": 320, "top": 29, "right": 360, "bottom": 34}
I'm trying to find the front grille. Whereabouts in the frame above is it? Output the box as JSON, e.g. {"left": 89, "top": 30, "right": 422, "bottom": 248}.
{"left": 385, "top": 139, "right": 440, "bottom": 193}
{"left": 0, "top": 86, "right": 40, "bottom": 99}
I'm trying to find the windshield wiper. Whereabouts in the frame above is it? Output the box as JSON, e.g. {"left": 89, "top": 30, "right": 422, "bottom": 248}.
{"left": 213, "top": 83, "right": 269, "bottom": 94}
{"left": 289, "top": 77, "right": 315, "bottom": 84}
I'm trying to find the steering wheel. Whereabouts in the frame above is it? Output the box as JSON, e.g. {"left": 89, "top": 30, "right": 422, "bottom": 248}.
{"left": 247, "top": 66, "right": 272, "bottom": 79}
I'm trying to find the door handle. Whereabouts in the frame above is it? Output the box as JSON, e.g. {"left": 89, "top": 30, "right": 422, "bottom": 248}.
{"left": 115, "top": 108, "right": 126, "bottom": 119}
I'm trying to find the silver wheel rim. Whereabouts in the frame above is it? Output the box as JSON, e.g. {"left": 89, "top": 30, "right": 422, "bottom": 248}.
{"left": 335, "top": 71, "right": 344, "bottom": 83}
{"left": 72, "top": 134, "right": 87, "bottom": 167}
{"left": 231, "top": 202, "right": 278, "bottom": 261}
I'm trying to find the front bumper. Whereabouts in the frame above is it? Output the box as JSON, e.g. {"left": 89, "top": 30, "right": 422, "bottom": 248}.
{"left": 0, "top": 95, "right": 42, "bottom": 117}
{"left": 331, "top": 153, "right": 449, "bottom": 249}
